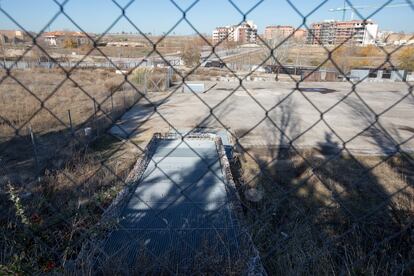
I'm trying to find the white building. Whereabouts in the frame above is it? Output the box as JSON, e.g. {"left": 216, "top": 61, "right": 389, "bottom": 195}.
{"left": 212, "top": 21, "right": 257, "bottom": 44}
{"left": 362, "top": 23, "right": 378, "bottom": 45}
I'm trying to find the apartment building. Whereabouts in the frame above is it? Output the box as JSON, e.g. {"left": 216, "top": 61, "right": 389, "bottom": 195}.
{"left": 264, "top": 25, "right": 307, "bottom": 41}
{"left": 307, "top": 20, "right": 378, "bottom": 46}
{"left": 212, "top": 21, "right": 258, "bottom": 44}
{"left": 264, "top": 25, "right": 294, "bottom": 40}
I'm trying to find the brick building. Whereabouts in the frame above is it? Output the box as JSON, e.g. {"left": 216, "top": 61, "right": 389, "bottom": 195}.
{"left": 264, "top": 25, "right": 307, "bottom": 41}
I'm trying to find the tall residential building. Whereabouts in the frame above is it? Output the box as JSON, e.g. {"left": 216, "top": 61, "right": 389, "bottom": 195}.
{"left": 306, "top": 20, "right": 378, "bottom": 46}
{"left": 212, "top": 21, "right": 258, "bottom": 44}
{"left": 264, "top": 25, "right": 307, "bottom": 41}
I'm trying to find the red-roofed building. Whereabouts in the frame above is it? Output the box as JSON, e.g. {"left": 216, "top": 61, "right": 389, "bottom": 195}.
{"left": 41, "top": 31, "right": 93, "bottom": 47}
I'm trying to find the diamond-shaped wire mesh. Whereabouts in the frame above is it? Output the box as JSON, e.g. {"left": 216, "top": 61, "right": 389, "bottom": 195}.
{"left": 1, "top": 0, "right": 414, "bottom": 274}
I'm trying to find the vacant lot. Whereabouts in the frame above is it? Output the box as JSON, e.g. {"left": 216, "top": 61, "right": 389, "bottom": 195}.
{"left": 0, "top": 67, "right": 146, "bottom": 188}
{"left": 112, "top": 80, "right": 414, "bottom": 155}
{"left": 225, "top": 44, "right": 404, "bottom": 70}
{"left": 0, "top": 67, "right": 140, "bottom": 140}
{"left": 1, "top": 66, "right": 413, "bottom": 273}
{"left": 0, "top": 68, "right": 147, "bottom": 274}
{"left": 107, "top": 79, "right": 414, "bottom": 273}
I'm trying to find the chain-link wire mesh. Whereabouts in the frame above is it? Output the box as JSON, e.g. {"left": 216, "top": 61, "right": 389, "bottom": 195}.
{"left": 1, "top": 0, "right": 414, "bottom": 274}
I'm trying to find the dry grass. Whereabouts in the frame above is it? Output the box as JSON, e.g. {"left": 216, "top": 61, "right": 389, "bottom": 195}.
{"left": 0, "top": 67, "right": 139, "bottom": 140}
{"left": 0, "top": 67, "right": 143, "bottom": 192}
{"left": 0, "top": 67, "right": 159, "bottom": 274}
{"left": 0, "top": 135, "right": 142, "bottom": 274}
{"left": 234, "top": 147, "right": 414, "bottom": 275}
{"left": 224, "top": 45, "right": 402, "bottom": 70}
{"left": 0, "top": 67, "right": 144, "bottom": 275}
{"left": 130, "top": 67, "right": 169, "bottom": 91}
{"left": 88, "top": 232, "right": 251, "bottom": 275}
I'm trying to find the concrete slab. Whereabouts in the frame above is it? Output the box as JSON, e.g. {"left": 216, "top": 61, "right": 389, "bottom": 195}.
{"left": 110, "top": 81, "right": 414, "bottom": 155}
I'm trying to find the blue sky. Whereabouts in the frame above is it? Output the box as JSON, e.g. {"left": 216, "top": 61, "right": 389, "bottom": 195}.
{"left": 0, "top": 0, "right": 413, "bottom": 35}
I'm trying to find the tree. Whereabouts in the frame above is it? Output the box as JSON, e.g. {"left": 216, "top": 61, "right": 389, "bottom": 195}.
{"left": 397, "top": 47, "right": 414, "bottom": 72}
{"left": 330, "top": 45, "right": 354, "bottom": 74}
{"left": 261, "top": 33, "right": 292, "bottom": 80}
{"left": 263, "top": 33, "right": 292, "bottom": 66}
{"left": 180, "top": 41, "right": 201, "bottom": 67}
{"left": 223, "top": 40, "right": 238, "bottom": 50}
{"left": 30, "top": 46, "right": 49, "bottom": 62}
{"left": 63, "top": 37, "right": 78, "bottom": 48}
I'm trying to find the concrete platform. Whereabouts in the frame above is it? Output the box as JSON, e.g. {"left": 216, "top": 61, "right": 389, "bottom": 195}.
{"left": 110, "top": 81, "right": 414, "bottom": 156}
{"left": 96, "top": 137, "right": 258, "bottom": 274}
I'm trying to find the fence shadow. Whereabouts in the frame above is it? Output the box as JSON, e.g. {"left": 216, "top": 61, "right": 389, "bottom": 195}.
{"left": 235, "top": 95, "right": 414, "bottom": 275}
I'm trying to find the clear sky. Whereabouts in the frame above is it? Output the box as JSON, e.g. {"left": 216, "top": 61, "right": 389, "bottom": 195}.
{"left": 0, "top": 0, "right": 413, "bottom": 35}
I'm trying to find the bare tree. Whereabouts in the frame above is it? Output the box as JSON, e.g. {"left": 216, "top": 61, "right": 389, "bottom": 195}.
{"left": 330, "top": 44, "right": 355, "bottom": 76}
{"left": 264, "top": 33, "right": 292, "bottom": 66}
{"left": 262, "top": 33, "right": 293, "bottom": 80}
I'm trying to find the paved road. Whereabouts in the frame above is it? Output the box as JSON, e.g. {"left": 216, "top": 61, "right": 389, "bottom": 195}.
{"left": 110, "top": 81, "right": 414, "bottom": 156}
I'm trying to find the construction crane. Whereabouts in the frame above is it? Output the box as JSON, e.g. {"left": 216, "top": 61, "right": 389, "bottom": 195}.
{"left": 329, "top": 1, "right": 412, "bottom": 21}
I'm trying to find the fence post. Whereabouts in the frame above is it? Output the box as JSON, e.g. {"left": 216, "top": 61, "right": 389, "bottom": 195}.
{"left": 144, "top": 72, "right": 147, "bottom": 95}
{"left": 29, "top": 126, "right": 40, "bottom": 181}
{"left": 93, "top": 101, "right": 98, "bottom": 137}
{"left": 68, "top": 109, "right": 74, "bottom": 136}
{"left": 123, "top": 89, "right": 126, "bottom": 111}
{"left": 165, "top": 69, "right": 168, "bottom": 91}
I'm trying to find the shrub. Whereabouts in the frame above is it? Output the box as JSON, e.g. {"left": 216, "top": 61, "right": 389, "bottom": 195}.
{"left": 130, "top": 68, "right": 167, "bottom": 91}
{"left": 63, "top": 38, "right": 78, "bottom": 49}
{"left": 180, "top": 41, "right": 201, "bottom": 67}
{"left": 310, "top": 59, "right": 321, "bottom": 66}
{"left": 356, "top": 45, "right": 380, "bottom": 57}
{"left": 104, "top": 77, "right": 123, "bottom": 93}
{"left": 397, "top": 47, "right": 414, "bottom": 71}
{"left": 350, "top": 59, "right": 373, "bottom": 69}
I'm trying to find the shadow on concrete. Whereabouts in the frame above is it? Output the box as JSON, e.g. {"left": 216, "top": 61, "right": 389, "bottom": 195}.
{"left": 299, "top": 87, "right": 337, "bottom": 94}
{"left": 232, "top": 94, "right": 414, "bottom": 275}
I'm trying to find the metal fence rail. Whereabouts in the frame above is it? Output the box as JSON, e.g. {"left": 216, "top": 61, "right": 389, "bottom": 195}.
{"left": 1, "top": 0, "right": 413, "bottom": 274}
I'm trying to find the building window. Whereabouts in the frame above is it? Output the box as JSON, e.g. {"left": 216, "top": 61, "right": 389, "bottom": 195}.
{"left": 368, "top": 69, "right": 378, "bottom": 78}
{"left": 382, "top": 69, "right": 392, "bottom": 79}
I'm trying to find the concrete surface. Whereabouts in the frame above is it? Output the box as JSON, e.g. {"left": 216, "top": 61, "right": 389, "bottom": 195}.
{"left": 110, "top": 81, "right": 414, "bottom": 155}
{"left": 102, "top": 138, "right": 245, "bottom": 271}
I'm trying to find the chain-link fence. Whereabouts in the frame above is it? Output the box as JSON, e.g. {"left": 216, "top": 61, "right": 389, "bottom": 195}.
{"left": 1, "top": 0, "right": 414, "bottom": 274}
